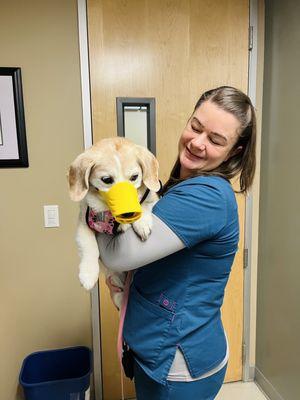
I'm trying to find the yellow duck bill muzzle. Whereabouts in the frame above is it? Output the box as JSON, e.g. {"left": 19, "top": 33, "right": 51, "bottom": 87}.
{"left": 99, "top": 181, "right": 142, "bottom": 224}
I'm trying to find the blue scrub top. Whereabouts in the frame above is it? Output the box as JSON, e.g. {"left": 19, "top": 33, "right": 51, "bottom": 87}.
{"left": 123, "top": 176, "right": 239, "bottom": 385}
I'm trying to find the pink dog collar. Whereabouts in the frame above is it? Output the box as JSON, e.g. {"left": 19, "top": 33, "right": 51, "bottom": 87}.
{"left": 86, "top": 207, "right": 116, "bottom": 235}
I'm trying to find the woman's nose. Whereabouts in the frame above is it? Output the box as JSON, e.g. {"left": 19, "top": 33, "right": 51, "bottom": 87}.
{"left": 191, "top": 136, "right": 206, "bottom": 152}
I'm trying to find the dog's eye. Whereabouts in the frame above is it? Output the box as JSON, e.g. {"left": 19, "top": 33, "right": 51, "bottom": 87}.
{"left": 130, "top": 174, "right": 139, "bottom": 182}
{"left": 101, "top": 176, "right": 114, "bottom": 184}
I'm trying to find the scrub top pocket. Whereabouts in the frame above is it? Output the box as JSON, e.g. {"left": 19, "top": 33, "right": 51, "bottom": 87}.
{"left": 123, "top": 284, "right": 175, "bottom": 369}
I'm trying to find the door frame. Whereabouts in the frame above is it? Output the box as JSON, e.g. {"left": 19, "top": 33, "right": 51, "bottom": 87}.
{"left": 243, "top": 0, "right": 265, "bottom": 382}
{"left": 76, "top": 0, "right": 261, "bottom": 397}
{"left": 243, "top": 0, "right": 261, "bottom": 382}
{"left": 77, "top": 2, "right": 102, "bottom": 400}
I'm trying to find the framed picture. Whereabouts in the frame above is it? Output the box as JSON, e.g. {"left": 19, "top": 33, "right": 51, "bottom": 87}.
{"left": 0, "top": 67, "right": 28, "bottom": 167}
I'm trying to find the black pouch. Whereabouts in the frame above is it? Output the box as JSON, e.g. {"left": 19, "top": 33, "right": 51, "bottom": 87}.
{"left": 122, "top": 342, "right": 134, "bottom": 380}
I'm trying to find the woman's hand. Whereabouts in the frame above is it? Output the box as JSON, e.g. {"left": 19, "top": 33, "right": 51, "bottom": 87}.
{"left": 105, "top": 276, "right": 123, "bottom": 309}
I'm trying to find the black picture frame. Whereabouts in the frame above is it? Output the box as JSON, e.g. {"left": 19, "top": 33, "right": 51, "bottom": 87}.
{"left": 0, "top": 67, "right": 28, "bottom": 168}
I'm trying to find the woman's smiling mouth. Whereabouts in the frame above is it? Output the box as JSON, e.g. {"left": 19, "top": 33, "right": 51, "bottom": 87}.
{"left": 185, "top": 146, "right": 204, "bottom": 160}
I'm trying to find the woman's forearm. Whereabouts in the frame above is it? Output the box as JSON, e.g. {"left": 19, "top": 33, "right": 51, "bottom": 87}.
{"left": 96, "top": 214, "right": 185, "bottom": 272}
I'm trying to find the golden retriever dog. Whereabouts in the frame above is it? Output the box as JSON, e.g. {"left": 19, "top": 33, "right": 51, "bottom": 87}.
{"left": 68, "top": 137, "right": 160, "bottom": 308}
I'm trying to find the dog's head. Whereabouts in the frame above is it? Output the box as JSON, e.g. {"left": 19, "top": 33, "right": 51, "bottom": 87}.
{"left": 68, "top": 137, "right": 160, "bottom": 202}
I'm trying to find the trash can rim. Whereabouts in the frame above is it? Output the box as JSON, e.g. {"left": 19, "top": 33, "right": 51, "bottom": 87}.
{"left": 19, "top": 346, "right": 92, "bottom": 388}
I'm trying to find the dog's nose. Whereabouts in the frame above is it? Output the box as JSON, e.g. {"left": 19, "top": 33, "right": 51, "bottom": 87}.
{"left": 120, "top": 212, "right": 135, "bottom": 219}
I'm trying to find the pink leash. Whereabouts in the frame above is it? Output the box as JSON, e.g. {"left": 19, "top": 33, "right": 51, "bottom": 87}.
{"left": 117, "top": 270, "right": 133, "bottom": 365}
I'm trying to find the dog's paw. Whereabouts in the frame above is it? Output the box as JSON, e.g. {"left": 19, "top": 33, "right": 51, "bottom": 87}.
{"left": 132, "top": 217, "right": 152, "bottom": 241}
{"left": 113, "top": 291, "right": 124, "bottom": 310}
{"left": 109, "top": 272, "right": 126, "bottom": 289}
{"left": 117, "top": 223, "right": 130, "bottom": 233}
{"left": 79, "top": 264, "right": 99, "bottom": 291}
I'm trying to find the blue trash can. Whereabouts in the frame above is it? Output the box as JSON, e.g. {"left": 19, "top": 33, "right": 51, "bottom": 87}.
{"left": 19, "top": 346, "right": 92, "bottom": 400}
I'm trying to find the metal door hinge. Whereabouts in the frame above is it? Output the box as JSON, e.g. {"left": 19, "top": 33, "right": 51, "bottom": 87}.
{"left": 242, "top": 342, "right": 247, "bottom": 365}
{"left": 243, "top": 248, "right": 249, "bottom": 269}
{"left": 249, "top": 26, "right": 254, "bottom": 51}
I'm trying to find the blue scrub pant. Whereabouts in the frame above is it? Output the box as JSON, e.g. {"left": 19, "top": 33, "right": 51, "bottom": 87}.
{"left": 133, "top": 361, "right": 227, "bottom": 400}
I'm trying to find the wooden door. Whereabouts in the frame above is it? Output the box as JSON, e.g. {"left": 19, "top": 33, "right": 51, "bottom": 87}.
{"left": 87, "top": 1, "right": 249, "bottom": 398}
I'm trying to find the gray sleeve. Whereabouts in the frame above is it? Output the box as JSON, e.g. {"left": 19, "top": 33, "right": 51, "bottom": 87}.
{"left": 96, "top": 214, "right": 185, "bottom": 272}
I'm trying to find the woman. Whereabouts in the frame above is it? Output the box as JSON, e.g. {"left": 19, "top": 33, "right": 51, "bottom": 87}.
{"left": 97, "top": 86, "right": 256, "bottom": 399}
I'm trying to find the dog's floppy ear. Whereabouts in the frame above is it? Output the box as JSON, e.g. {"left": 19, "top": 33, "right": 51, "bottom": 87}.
{"left": 68, "top": 153, "right": 94, "bottom": 202}
{"left": 135, "top": 145, "right": 160, "bottom": 192}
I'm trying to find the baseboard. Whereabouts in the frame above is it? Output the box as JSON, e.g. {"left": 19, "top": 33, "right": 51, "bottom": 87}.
{"left": 243, "top": 364, "right": 256, "bottom": 381}
{"left": 248, "top": 365, "right": 255, "bottom": 380}
{"left": 255, "top": 367, "right": 285, "bottom": 400}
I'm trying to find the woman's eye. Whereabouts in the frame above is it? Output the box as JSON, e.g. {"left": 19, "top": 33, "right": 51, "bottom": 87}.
{"left": 209, "top": 138, "right": 221, "bottom": 145}
{"left": 101, "top": 176, "right": 114, "bottom": 184}
{"left": 210, "top": 139, "right": 219, "bottom": 144}
{"left": 191, "top": 124, "right": 201, "bottom": 132}
{"left": 130, "top": 174, "right": 139, "bottom": 182}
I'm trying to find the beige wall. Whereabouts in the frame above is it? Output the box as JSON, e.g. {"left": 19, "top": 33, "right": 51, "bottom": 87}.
{"left": 257, "top": 0, "right": 300, "bottom": 399}
{"left": 0, "top": 1, "right": 92, "bottom": 399}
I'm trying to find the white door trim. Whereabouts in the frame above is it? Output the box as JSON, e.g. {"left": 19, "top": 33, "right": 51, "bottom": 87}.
{"left": 243, "top": 0, "right": 260, "bottom": 382}
{"left": 77, "top": 0, "right": 93, "bottom": 150}
{"left": 77, "top": 1, "right": 102, "bottom": 399}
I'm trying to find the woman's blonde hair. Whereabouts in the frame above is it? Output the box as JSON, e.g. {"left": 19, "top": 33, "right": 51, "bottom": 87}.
{"left": 161, "top": 86, "right": 256, "bottom": 195}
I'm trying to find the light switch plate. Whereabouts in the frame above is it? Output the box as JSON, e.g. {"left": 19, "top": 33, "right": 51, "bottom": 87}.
{"left": 44, "top": 205, "right": 60, "bottom": 228}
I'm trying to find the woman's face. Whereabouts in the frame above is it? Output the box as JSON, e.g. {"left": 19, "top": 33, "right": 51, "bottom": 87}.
{"left": 179, "top": 100, "right": 241, "bottom": 179}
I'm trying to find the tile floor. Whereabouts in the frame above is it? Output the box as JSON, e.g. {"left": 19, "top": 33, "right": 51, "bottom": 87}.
{"left": 215, "top": 381, "right": 269, "bottom": 400}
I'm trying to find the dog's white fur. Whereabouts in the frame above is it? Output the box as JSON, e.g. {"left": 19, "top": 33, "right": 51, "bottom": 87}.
{"left": 68, "top": 137, "right": 159, "bottom": 308}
